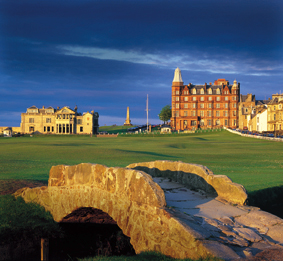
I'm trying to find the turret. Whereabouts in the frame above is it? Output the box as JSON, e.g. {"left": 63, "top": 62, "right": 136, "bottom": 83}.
{"left": 172, "top": 67, "right": 183, "bottom": 86}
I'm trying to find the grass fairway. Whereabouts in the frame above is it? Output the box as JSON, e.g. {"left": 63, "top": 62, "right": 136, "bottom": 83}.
{"left": 0, "top": 130, "right": 282, "bottom": 192}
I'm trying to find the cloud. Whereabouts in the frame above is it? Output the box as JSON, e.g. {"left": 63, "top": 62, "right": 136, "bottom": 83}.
{"left": 58, "top": 45, "right": 281, "bottom": 77}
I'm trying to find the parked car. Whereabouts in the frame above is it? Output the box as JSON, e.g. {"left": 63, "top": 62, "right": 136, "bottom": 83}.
{"left": 268, "top": 133, "right": 274, "bottom": 137}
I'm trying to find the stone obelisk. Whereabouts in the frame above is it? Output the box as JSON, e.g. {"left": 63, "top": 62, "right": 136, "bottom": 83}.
{"left": 124, "top": 107, "right": 132, "bottom": 126}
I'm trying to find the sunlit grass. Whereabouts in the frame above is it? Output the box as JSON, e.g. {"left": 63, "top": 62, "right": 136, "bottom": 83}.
{"left": 0, "top": 130, "right": 282, "bottom": 192}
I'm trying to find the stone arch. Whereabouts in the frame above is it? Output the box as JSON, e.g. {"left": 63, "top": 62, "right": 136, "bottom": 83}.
{"left": 127, "top": 160, "right": 247, "bottom": 205}
{"left": 15, "top": 163, "right": 222, "bottom": 259}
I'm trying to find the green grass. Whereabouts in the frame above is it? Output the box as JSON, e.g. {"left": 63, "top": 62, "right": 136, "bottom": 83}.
{"left": 99, "top": 125, "right": 133, "bottom": 134}
{"left": 79, "top": 251, "right": 221, "bottom": 261}
{"left": 0, "top": 130, "right": 283, "bottom": 192}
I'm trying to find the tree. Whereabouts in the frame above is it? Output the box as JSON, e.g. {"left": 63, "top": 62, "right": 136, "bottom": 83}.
{"left": 158, "top": 105, "right": 171, "bottom": 124}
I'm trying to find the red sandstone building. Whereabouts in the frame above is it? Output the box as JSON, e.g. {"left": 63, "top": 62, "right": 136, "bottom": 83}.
{"left": 171, "top": 68, "right": 240, "bottom": 131}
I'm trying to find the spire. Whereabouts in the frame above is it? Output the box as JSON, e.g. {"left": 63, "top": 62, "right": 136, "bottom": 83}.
{"left": 232, "top": 79, "right": 238, "bottom": 88}
{"left": 172, "top": 67, "right": 183, "bottom": 83}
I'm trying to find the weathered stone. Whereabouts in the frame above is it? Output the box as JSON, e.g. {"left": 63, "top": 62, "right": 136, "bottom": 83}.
{"left": 201, "top": 240, "right": 241, "bottom": 261}
{"left": 266, "top": 224, "right": 283, "bottom": 244}
{"left": 15, "top": 163, "right": 211, "bottom": 260}
{"left": 14, "top": 161, "right": 283, "bottom": 261}
{"left": 233, "top": 227, "right": 262, "bottom": 243}
{"left": 127, "top": 160, "right": 248, "bottom": 205}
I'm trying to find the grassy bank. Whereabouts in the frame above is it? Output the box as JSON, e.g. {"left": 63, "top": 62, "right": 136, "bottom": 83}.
{"left": 79, "top": 251, "right": 220, "bottom": 261}
{"left": 0, "top": 130, "right": 282, "bottom": 192}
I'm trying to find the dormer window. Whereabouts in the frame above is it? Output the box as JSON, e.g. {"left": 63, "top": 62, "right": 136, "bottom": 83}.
{"left": 208, "top": 89, "right": 212, "bottom": 94}
{"left": 192, "top": 88, "right": 196, "bottom": 94}
{"left": 200, "top": 89, "right": 204, "bottom": 94}
{"left": 216, "top": 89, "right": 220, "bottom": 94}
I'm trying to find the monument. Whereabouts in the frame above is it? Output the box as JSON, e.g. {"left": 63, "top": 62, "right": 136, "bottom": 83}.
{"left": 124, "top": 107, "right": 132, "bottom": 126}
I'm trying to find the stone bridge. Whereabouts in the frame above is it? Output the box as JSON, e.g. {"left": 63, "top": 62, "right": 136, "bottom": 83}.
{"left": 15, "top": 161, "right": 283, "bottom": 260}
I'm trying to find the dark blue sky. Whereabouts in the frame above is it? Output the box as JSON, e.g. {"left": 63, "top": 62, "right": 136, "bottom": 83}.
{"left": 1, "top": 0, "right": 283, "bottom": 126}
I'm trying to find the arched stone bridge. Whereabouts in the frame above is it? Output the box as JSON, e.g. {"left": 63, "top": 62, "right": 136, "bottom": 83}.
{"left": 15, "top": 161, "right": 256, "bottom": 260}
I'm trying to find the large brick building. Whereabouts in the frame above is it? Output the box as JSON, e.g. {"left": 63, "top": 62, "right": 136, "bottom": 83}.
{"left": 20, "top": 105, "right": 99, "bottom": 134}
{"left": 171, "top": 68, "right": 240, "bottom": 131}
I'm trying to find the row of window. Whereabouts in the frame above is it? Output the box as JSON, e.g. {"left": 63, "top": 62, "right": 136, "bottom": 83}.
{"left": 56, "top": 114, "right": 74, "bottom": 119}
{"left": 268, "top": 105, "right": 283, "bottom": 111}
{"left": 173, "top": 103, "right": 237, "bottom": 109}
{"left": 180, "top": 119, "right": 237, "bottom": 126}
{"left": 173, "top": 96, "right": 238, "bottom": 102}
{"left": 172, "top": 110, "right": 237, "bottom": 117}
{"left": 174, "top": 89, "right": 238, "bottom": 95}
{"left": 28, "top": 118, "right": 83, "bottom": 124}
{"left": 43, "top": 126, "right": 54, "bottom": 132}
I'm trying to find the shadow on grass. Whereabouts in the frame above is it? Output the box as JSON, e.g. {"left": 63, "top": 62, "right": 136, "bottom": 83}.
{"left": 115, "top": 150, "right": 178, "bottom": 159}
{"left": 248, "top": 185, "right": 283, "bottom": 218}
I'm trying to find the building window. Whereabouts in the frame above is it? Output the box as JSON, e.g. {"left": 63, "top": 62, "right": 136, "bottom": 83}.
{"left": 274, "top": 106, "right": 276, "bottom": 110}
{"left": 44, "top": 126, "right": 46, "bottom": 132}
{"left": 234, "top": 119, "right": 237, "bottom": 126}
{"left": 225, "top": 120, "right": 228, "bottom": 126}
{"left": 46, "top": 118, "right": 51, "bottom": 123}
{"left": 225, "top": 103, "right": 228, "bottom": 108}
{"left": 200, "top": 104, "right": 204, "bottom": 108}
{"left": 216, "top": 103, "right": 220, "bottom": 108}
{"left": 183, "top": 91, "right": 188, "bottom": 95}
{"left": 208, "top": 97, "right": 212, "bottom": 101}
{"left": 200, "top": 97, "right": 204, "bottom": 101}
{"left": 208, "top": 103, "right": 212, "bottom": 108}
{"left": 207, "top": 111, "right": 211, "bottom": 116}
{"left": 184, "top": 96, "right": 188, "bottom": 101}
{"left": 184, "top": 104, "right": 188, "bottom": 108}
{"left": 193, "top": 97, "right": 197, "bottom": 101}
{"left": 191, "top": 111, "right": 196, "bottom": 116}
{"left": 200, "top": 111, "right": 204, "bottom": 117}
{"left": 176, "top": 90, "right": 179, "bottom": 95}
{"left": 274, "top": 114, "right": 276, "bottom": 120}
{"left": 225, "top": 97, "right": 228, "bottom": 101}
{"left": 224, "top": 111, "right": 228, "bottom": 117}
{"left": 29, "top": 118, "right": 34, "bottom": 123}
{"left": 200, "top": 89, "right": 204, "bottom": 94}
{"left": 233, "top": 96, "right": 237, "bottom": 101}
{"left": 216, "top": 119, "right": 220, "bottom": 125}
{"left": 233, "top": 111, "right": 237, "bottom": 116}
{"left": 80, "top": 127, "right": 83, "bottom": 132}
{"left": 216, "top": 89, "right": 220, "bottom": 94}
{"left": 184, "top": 111, "right": 188, "bottom": 116}
{"left": 172, "top": 97, "right": 175, "bottom": 101}
{"left": 192, "top": 103, "right": 196, "bottom": 108}
{"left": 191, "top": 120, "right": 197, "bottom": 126}
{"left": 172, "top": 91, "right": 175, "bottom": 95}
{"left": 233, "top": 103, "right": 237, "bottom": 108}
{"left": 176, "top": 97, "right": 179, "bottom": 101}
{"left": 52, "top": 126, "right": 54, "bottom": 132}
{"left": 176, "top": 111, "right": 179, "bottom": 117}
{"left": 176, "top": 104, "right": 179, "bottom": 109}
{"left": 192, "top": 89, "right": 196, "bottom": 94}
{"left": 200, "top": 119, "right": 204, "bottom": 126}
{"left": 207, "top": 89, "right": 212, "bottom": 94}
{"left": 208, "top": 119, "right": 212, "bottom": 126}
{"left": 216, "top": 97, "right": 220, "bottom": 101}
{"left": 216, "top": 111, "right": 220, "bottom": 117}
{"left": 47, "top": 126, "right": 50, "bottom": 132}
